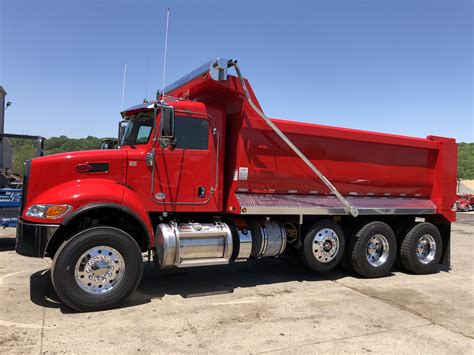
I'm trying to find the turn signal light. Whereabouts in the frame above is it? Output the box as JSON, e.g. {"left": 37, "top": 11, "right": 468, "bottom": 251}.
{"left": 45, "top": 205, "right": 71, "bottom": 218}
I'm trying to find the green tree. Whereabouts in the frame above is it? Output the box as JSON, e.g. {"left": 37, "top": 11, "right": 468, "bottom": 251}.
{"left": 10, "top": 136, "right": 102, "bottom": 174}
{"left": 458, "top": 143, "right": 474, "bottom": 179}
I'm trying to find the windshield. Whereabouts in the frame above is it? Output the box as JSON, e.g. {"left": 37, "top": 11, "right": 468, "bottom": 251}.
{"left": 121, "top": 111, "right": 154, "bottom": 146}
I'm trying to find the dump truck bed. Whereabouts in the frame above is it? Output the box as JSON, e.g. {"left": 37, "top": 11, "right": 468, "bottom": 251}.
{"left": 226, "top": 113, "right": 456, "bottom": 221}
{"left": 163, "top": 62, "right": 457, "bottom": 222}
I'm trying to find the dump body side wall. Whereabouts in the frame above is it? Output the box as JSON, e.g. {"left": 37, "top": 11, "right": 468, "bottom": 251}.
{"left": 163, "top": 73, "right": 457, "bottom": 222}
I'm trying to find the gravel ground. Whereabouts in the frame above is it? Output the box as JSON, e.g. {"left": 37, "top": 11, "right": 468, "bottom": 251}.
{"left": 0, "top": 214, "right": 472, "bottom": 353}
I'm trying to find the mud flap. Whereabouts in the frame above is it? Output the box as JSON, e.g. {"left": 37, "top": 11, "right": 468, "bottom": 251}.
{"left": 437, "top": 222, "right": 451, "bottom": 271}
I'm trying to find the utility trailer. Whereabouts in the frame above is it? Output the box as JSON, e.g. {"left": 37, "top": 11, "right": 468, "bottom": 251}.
{"left": 16, "top": 58, "right": 457, "bottom": 312}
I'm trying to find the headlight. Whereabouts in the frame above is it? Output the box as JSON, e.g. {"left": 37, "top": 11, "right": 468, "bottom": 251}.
{"left": 25, "top": 204, "right": 72, "bottom": 219}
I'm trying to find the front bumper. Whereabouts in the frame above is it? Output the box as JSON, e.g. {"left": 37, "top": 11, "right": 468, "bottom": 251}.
{"left": 16, "top": 219, "right": 60, "bottom": 257}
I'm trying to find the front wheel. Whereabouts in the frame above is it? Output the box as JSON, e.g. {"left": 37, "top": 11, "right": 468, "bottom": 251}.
{"left": 51, "top": 226, "right": 144, "bottom": 312}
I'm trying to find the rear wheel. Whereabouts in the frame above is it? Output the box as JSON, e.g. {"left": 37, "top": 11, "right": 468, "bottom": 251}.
{"left": 52, "top": 226, "right": 144, "bottom": 312}
{"left": 300, "top": 220, "right": 345, "bottom": 273}
{"left": 349, "top": 221, "right": 396, "bottom": 278}
{"left": 400, "top": 222, "right": 442, "bottom": 274}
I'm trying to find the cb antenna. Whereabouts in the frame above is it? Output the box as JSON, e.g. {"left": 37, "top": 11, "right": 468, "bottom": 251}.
{"left": 144, "top": 56, "right": 149, "bottom": 103}
{"left": 161, "top": 8, "right": 170, "bottom": 103}
{"left": 121, "top": 63, "right": 127, "bottom": 110}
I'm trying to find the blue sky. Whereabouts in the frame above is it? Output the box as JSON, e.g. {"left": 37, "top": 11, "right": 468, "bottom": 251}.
{"left": 1, "top": 0, "right": 472, "bottom": 142}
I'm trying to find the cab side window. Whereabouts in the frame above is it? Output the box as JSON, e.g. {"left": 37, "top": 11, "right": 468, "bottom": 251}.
{"left": 174, "top": 116, "right": 209, "bottom": 150}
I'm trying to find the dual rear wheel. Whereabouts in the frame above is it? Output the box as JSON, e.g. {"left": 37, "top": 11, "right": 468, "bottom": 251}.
{"left": 300, "top": 220, "right": 442, "bottom": 277}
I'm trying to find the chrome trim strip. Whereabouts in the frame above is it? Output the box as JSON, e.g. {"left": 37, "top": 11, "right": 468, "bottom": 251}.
{"left": 235, "top": 193, "right": 437, "bottom": 216}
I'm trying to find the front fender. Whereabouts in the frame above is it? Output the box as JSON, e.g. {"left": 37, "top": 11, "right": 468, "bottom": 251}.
{"left": 22, "top": 178, "right": 124, "bottom": 224}
{"left": 24, "top": 178, "right": 154, "bottom": 243}
{"left": 21, "top": 179, "right": 155, "bottom": 256}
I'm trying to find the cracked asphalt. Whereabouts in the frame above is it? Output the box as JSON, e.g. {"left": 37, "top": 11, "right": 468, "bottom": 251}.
{"left": 0, "top": 214, "right": 473, "bottom": 353}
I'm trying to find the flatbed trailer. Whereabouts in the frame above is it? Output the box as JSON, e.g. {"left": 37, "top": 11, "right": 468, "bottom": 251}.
{"left": 16, "top": 58, "right": 457, "bottom": 312}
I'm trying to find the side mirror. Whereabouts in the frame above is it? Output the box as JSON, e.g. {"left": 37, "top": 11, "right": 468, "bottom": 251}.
{"left": 160, "top": 105, "right": 175, "bottom": 138}
{"left": 118, "top": 120, "right": 128, "bottom": 145}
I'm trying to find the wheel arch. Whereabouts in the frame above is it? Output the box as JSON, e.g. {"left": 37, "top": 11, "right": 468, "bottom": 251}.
{"left": 45, "top": 203, "right": 152, "bottom": 258}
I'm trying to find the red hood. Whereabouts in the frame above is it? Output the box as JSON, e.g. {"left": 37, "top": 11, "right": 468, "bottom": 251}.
{"left": 25, "top": 149, "right": 128, "bottom": 208}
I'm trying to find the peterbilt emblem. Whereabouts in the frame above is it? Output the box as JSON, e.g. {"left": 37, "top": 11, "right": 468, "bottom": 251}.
{"left": 155, "top": 192, "right": 166, "bottom": 200}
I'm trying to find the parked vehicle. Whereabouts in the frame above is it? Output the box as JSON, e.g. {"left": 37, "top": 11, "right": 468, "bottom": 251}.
{"left": 0, "top": 86, "right": 45, "bottom": 228}
{"left": 456, "top": 194, "right": 473, "bottom": 212}
{"left": 16, "top": 58, "right": 457, "bottom": 311}
{"left": 99, "top": 138, "right": 118, "bottom": 150}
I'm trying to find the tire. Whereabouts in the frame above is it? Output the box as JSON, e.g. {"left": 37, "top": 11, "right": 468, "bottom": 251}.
{"left": 300, "top": 220, "right": 345, "bottom": 273}
{"left": 51, "top": 226, "right": 144, "bottom": 312}
{"left": 349, "top": 221, "right": 396, "bottom": 278}
{"left": 400, "top": 222, "right": 442, "bottom": 274}
{"left": 339, "top": 220, "right": 367, "bottom": 273}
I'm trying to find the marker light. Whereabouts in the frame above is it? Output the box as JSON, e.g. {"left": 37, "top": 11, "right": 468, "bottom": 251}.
{"left": 26, "top": 204, "right": 72, "bottom": 219}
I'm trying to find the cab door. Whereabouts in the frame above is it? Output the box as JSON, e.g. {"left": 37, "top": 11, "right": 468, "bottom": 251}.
{"left": 153, "top": 112, "right": 216, "bottom": 210}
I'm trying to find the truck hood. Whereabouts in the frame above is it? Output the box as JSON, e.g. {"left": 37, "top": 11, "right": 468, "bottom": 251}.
{"left": 25, "top": 149, "right": 127, "bottom": 208}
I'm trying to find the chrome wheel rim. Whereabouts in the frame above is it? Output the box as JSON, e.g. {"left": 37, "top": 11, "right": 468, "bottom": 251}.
{"left": 312, "top": 228, "right": 339, "bottom": 264}
{"left": 366, "top": 234, "right": 389, "bottom": 267}
{"left": 416, "top": 234, "right": 436, "bottom": 264}
{"left": 74, "top": 246, "right": 125, "bottom": 294}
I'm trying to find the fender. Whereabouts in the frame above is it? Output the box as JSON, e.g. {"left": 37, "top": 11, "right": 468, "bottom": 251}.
{"left": 61, "top": 202, "right": 153, "bottom": 247}
{"left": 23, "top": 179, "right": 154, "bottom": 243}
{"left": 22, "top": 178, "right": 124, "bottom": 224}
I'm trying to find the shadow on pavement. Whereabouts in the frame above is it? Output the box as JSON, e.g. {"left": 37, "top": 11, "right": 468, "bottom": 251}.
{"left": 30, "top": 255, "right": 396, "bottom": 313}
{"left": 0, "top": 237, "right": 16, "bottom": 252}
{"left": 29, "top": 269, "right": 151, "bottom": 314}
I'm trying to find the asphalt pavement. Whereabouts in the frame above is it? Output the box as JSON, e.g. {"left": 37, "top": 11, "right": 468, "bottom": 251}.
{"left": 0, "top": 214, "right": 473, "bottom": 353}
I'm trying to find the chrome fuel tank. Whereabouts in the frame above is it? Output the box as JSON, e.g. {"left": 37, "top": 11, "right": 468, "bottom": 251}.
{"left": 155, "top": 222, "right": 233, "bottom": 269}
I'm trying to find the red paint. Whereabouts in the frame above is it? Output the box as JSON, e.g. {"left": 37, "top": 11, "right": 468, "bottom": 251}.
{"left": 21, "top": 70, "right": 457, "bottom": 238}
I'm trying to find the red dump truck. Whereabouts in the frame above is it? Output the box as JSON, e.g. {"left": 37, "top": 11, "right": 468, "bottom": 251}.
{"left": 16, "top": 58, "right": 457, "bottom": 311}
{"left": 456, "top": 194, "right": 473, "bottom": 212}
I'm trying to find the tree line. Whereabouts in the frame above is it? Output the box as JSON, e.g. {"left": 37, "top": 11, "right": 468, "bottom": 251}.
{"left": 10, "top": 136, "right": 102, "bottom": 173}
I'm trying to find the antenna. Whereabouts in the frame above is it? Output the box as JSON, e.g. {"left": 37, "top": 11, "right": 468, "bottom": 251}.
{"left": 161, "top": 8, "right": 170, "bottom": 102}
{"left": 144, "top": 56, "right": 149, "bottom": 102}
{"left": 121, "top": 63, "right": 127, "bottom": 110}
